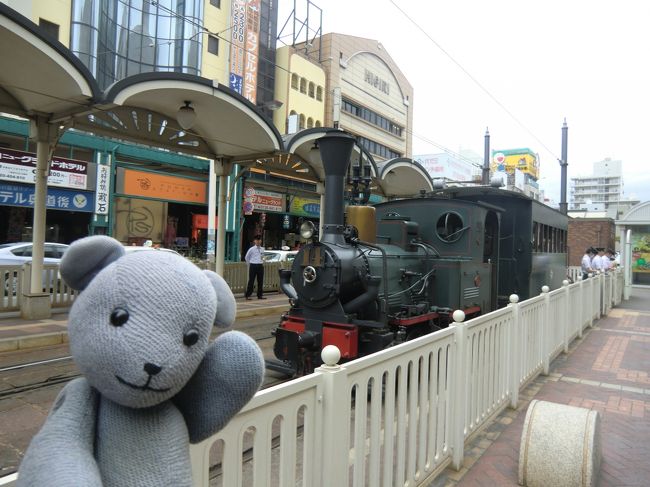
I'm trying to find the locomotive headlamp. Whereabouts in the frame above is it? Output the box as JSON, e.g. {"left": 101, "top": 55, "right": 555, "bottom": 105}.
{"left": 300, "top": 221, "right": 316, "bottom": 240}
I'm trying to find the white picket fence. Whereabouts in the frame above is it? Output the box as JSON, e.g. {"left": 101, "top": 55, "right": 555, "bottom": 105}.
{"left": 0, "top": 263, "right": 76, "bottom": 314}
{"left": 190, "top": 270, "right": 624, "bottom": 487}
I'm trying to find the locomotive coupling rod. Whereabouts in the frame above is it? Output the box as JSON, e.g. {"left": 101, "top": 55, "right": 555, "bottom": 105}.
{"left": 264, "top": 359, "right": 297, "bottom": 376}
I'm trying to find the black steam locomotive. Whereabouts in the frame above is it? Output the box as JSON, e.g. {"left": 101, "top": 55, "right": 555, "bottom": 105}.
{"left": 270, "top": 131, "right": 568, "bottom": 375}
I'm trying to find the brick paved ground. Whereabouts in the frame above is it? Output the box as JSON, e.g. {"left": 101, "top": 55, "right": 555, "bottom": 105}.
{"left": 431, "top": 288, "right": 650, "bottom": 487}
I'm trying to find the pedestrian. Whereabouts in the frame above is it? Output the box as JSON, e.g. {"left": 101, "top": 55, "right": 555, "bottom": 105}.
{"left": 592, "top": 248, "right": 606, "bottom": 272}
{"left": 244, "top": 235, "right": 266, "bottom": 300}
{"left": 603, "top": 249, "right": 614, "bottom": 271}
{"left": 581, "top": 247, "right": 595, "bottom": 279}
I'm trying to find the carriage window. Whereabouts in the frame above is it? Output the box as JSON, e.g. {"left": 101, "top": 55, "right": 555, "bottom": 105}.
{"left": 436, "top": 212, "right": 465, "bottom": 242}
{"left": 533, "top": 222, "right": 538, "bottom": 251}
{"left": 551, "top": 227, "right": 557, "bottom": 253}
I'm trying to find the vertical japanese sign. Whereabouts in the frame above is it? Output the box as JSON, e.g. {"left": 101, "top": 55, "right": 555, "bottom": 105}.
{"left": 95, "top": 164, "right": 111, "bottom": 215}
{"left": 243, "top": 0, "right": 260, "bottom": 104}
{"left": 229, "top": 0, "right": 260, "bottom": 104}
{"left": 229, "top": 0, "right": 246, "bottom": 95}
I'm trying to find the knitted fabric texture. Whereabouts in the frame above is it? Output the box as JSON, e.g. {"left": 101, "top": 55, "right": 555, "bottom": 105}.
{"left": 17, "top": 236, "right": 264, "bottom": 487}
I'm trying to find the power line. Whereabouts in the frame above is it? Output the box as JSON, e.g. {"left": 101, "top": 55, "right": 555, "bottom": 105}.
{"left": 388, "top": 0, "right": 561, "bottom": 162}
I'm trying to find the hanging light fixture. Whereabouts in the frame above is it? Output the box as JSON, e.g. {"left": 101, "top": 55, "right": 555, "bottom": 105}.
{"left": 176, "top": 101, "right": 196, "bottom": 130}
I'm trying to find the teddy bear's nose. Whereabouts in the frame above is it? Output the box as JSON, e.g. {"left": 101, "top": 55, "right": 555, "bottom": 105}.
{"left": 143, "top": 363, "right": 162, "bottom": 376}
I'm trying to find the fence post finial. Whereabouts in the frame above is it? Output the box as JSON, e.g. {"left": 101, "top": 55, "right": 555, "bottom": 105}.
{"left": 321, "top": 345, "right": 341, "bottom": 368}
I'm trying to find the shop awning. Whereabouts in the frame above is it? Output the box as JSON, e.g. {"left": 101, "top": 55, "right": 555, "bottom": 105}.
{"left": 0, "top": 4, "right": 99, "bottom": 120}
{"left": 69, "top": 73, "right": 283, "bottom": 160}
{"left": 375, "top": 157, "right": 434, "bottom": 197}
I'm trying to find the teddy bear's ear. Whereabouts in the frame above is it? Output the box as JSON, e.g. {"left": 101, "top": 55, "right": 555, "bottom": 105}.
{"left": 60, "top": 236, "right": 125, "bottom": 291}
{"left": 202, "top": 270, "right": 236, "bottom": 328}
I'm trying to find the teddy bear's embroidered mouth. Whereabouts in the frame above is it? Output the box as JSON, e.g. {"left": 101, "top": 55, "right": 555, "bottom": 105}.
{"left": 116, "top": 375, "right": 171, "bottom": 392}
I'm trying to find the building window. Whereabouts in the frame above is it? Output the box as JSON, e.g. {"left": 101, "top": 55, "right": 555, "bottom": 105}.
{"left": 308, "top": 82, "right": 315, "bottom": 98}
{"left": 70, "top": 0, "right": 204, "bottom": 90}
{"left": 315, "top": 120, "right": 322, "bottom": 127}
{"left": 210, "top": 0, "right": 221, "bottom": 7}
{"left": 316, "top": 86, "right": 323, "bottom": 101}
{"left": 208, "top": 35, "right": 219, "bottom": 55}
{"left": 39, "top": 18, "right": 60, "bottom": 41}
{"left": 291, "top": 73, "right": 299, "bottom": 90}
{"left": 356, "top": 135, "right": 401, "bottom": 160}
{"left": 342, "top": 98, "right": 404, "bottom": 137}
{"left": 307, "top": 117, "right": 313, "bottom": 128}
{"left": 300, "top": 78, "right": 307, "bottom": 94}
{"left": 299, "top": 114, "right": 306, "bottom": 129}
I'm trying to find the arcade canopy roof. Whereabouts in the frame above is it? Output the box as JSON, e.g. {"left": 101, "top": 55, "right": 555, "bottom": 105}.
{"left": 0, "top": 3, "right": 433, "bottom": 197}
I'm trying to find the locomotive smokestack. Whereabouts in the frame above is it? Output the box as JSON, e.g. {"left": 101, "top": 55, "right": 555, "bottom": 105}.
{"left": 482, "top": 127, "right": 490, "bottom": 185}
{"left": 559, "top": 119, "right": 568, "bottom": 215}
{"left": 318, "top": 131, "right": 355, "bottom": 243}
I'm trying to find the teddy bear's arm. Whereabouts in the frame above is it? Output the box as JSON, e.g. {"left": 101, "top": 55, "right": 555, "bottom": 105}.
{"left": 17, "top": 378, "right": 103, "bottom": 487}
{"left": 173, "top": 330, "right": 265, "bottom": 443}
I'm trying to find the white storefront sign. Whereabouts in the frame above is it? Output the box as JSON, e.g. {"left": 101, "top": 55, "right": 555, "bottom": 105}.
{"left": 0, "top": 147, "right": 88, "bottom": 189}
{"left": 95, "top": 164, "right": 111, "bottom": 215}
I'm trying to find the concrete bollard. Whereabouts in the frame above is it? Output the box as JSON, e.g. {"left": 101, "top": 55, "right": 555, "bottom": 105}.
{"left": 518, "top": 400, "right": 601, "bottom": 487}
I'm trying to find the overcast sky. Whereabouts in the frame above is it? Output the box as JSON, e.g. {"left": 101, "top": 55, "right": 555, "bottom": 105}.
{"left": 277, "top": 0, "right": 650, "bottom": 203}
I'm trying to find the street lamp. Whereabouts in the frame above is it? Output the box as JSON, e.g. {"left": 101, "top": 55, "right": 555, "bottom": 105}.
{"left": 176, "top": 101, "right": 196, "bottom": 130}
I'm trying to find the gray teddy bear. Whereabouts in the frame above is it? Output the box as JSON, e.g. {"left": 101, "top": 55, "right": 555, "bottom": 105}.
{"left": 17, "top": 236, "right": 265, "bottom": 486}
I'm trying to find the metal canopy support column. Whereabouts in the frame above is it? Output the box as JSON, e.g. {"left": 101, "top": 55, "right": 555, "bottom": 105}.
{"left": 207, "top": 159, "right": 218, "bottom": 268}
{"left": 215, "top": 158, "right": 233, "bottom": 276}
{"left": 22, "top": 117, "right": 61, "bottom": 318}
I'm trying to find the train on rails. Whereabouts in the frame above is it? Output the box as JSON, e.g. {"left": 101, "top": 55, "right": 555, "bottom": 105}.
{"left": 270, "top": 131, "right": 568, "bottom": 375}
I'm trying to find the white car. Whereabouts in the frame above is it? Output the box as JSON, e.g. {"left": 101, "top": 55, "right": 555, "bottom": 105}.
{"left": 0, "top": 242, "right": 69, "bottom": 294}
{"left": 262, "top": 250, "right": 298, "bottom": 263}
{"left": 124, "top": 246, "right": 181, "bottom": 256}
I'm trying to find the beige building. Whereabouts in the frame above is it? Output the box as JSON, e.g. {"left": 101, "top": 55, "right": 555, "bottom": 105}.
{"left": 273, "top": 46, "right": 326, "bottom": 133}
{"left": 286, "top": 33, "right": 413, "bottom": 160}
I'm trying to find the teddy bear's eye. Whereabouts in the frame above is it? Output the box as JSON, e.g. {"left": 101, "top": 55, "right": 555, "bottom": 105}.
{"left": 110, "top": 308, "right": 129, "bottom": 327}
{"left": 183, "top": 329, "right": 200, "bottom": 347}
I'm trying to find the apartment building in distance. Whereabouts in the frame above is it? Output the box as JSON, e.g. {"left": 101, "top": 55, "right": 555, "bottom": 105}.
{"left": 570, "top": 158, "right": 638, "bottom": 217}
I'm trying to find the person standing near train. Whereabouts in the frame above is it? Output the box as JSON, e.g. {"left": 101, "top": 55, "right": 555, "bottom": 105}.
{"left": 581, "top": 247, "right": 595, "bottom": 279}
{"left": 592, "top": 248, "right": 606, "bottom": 272}
{"left": 602, "top": 249, "right": 613, "bottom": 272}
{"left": 244, "top": 235, "right": 266, "bottom": 300}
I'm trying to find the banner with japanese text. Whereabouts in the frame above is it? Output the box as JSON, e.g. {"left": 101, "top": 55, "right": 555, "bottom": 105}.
{"left": 243, "top": 0, "right": 260, "bottom": 103}
{"left": 95, "top": 164, "right": 110, "bottom": 215}
{"left": 243, "top": 186, "right": 283, "bottom": 213}
{"left": 0, "top": 182, "right": 94, "bottom": 212}
{"left": 229, "top": 0, "right": 246, "bottom": 95}
{"left": 229, "top": 0, "right": 260, "bottom": 103}
{"left": 0, "top": 147, "right": 88, "bottom": 189}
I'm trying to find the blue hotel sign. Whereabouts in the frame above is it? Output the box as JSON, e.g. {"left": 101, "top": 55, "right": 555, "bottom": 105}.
{"left": 0, "top": 182, "right": 94, "bottom": 212}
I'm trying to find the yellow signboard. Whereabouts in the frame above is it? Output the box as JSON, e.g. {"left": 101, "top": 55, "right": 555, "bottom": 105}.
{"left": 492, "top": 150, "right": 539, "bottom": 179}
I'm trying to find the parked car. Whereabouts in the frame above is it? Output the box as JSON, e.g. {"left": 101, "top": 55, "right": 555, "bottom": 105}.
{"left": 0, "top": 242, "right": 69, "bottom": 295}
{"left": 262, "top": 250, "right": 298, "bottom": 263}
{"left": 124, "top": 246, "right": 181, "bottom": 256}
